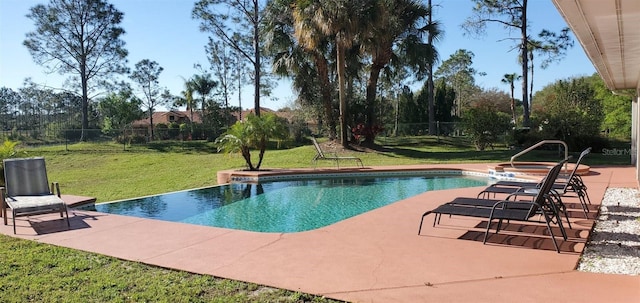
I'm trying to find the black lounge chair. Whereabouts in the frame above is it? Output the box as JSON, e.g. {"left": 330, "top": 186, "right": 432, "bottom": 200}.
{"left": 418, "top": 160, "right": 567, "bottom": 252}
{"left": 311, "top": 137, "right": 363, "bottom": 169}
{"left": 478, "top": 147, "right": 591, "bottom": 217}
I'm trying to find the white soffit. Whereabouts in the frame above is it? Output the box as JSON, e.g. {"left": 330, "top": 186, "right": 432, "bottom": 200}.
{"left": 552, "top": 0, "right": 640, "bottom": 90}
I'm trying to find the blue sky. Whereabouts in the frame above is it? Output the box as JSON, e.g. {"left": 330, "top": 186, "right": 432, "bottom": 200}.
{"left": 0, "top": 0, "right": 596, "bottom": 110}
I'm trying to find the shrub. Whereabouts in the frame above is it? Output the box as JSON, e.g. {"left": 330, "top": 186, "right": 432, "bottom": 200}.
{"left": 0, "top": 140, "right": 22, "bottom": 186}
{"left": 532, "top": 76, "right": 604, "bottom": 151}
{"left": 351, "top": 123, "right": 384, "bottom": 145}
{"left": 462, "top": 106, "right": 512, "bottom": 151}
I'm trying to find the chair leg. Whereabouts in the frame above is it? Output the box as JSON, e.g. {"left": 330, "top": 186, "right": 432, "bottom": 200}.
{"left": 2, "top": 204, "right": 6, "bottom": 226}
{"left": 12, "top": 209, "right": 16, "bottom": 234}
{"left": 483, "top": 218, "right": 493, "bottom": 244}
{"left": 542, "top": 214, "right": 560, "bottom": 253}
{"left": 578, "top": 192, "right": 589, "bottom": 218}
{"left": 418, "top": 211, "right": 432, "bottom": 235}
{"left": 418, "top": 214, "right": 425, "bottom": 235}
{"left": 64, "top": 207, "right": 70, "bottom": 228}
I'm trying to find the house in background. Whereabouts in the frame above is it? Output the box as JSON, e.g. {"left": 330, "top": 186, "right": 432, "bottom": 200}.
{"left": 551, "top": 0, "right": 640, "bottom": 183}
{"left": 131, "top": 107, "right": 308, "bottom": 135}
{"left": 132, "top": 110, "right": 202, "bottom": 129}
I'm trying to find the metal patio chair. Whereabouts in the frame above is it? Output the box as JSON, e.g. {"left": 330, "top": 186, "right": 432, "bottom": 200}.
{"left": 311, "top": 137, "right": 363, "bottom": 169}
{"left": 1, "top": 157, "right": 69, "bottom": 234}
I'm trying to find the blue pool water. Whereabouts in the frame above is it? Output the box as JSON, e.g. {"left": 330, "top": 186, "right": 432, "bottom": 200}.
{"left": 95, "top": 175, "right": 489, "bottom": 232}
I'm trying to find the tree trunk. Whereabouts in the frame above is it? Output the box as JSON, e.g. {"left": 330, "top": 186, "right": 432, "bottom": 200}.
{"left": 242, "top": 146, "right": 255, "bottom": 170}
{"left": 337, "top": 38, "right": 349, "bottom": 148}
{"left": 364, "top": 65, "right": 381, "bottom": 144}
{"left": 253, "top": 3, "right": 261, "bottom": 117}
{"left": 313, "top": 53, "right": 337, "bottom": 140}
{"left": 427, "top": 0, "right": 436, "bottom": 135}
{"left": 256, "top": 138, "right": 266, "bottom": 170}
{"left": 529, "top": 50, "right": 534, "bottom": 116}
{"left": 149, "top": 109, "right": 155, "bottom": 141}
{"left": 510, "top": 84, "right": 516, "bottom": 125}
{"left": 80, "top": 63, "right": 89, "bottom": 142}
{"left": 520, "top": 0, "right": 530, "bottom": 127}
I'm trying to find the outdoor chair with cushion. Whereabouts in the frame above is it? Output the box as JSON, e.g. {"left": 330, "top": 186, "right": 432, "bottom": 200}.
{"left": 1, "top": 157, "right": 69, "bottom": 234}
{"left": 418, "top": 160, "right": 567, "bottom": 252}
{"left": 311, "top": 137, "right": 363, "bottom": 169}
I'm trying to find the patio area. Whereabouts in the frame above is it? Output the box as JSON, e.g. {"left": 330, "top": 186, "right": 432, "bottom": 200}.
{"left": 1, "top": 163, "right": 639, "bottom": 302}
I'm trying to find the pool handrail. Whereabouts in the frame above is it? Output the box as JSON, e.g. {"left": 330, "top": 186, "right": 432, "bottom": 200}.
{"left": 510, "top": 140, "right": 569, "bottom": 171}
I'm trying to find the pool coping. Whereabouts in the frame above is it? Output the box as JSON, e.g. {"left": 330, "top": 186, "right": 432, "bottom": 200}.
{"left": 2, "top": 163, "right": 639, "bottom": 302}
{"left": 216, "top": 165, "right": 540, "bottom": 184}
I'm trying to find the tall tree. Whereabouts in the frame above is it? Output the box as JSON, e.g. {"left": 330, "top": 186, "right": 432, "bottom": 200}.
{"left": 188, "top": 73, "right": 220, "bottom": 139}
{"left": 24, "top": 0, "right": 128, "bottom": 141}
{"left": 361, "top": 0, "right": 441, "bottom": 143}
{"left": 464, "top": 0, "right": 573, "bottom": 128}
{"left": 425, "top": 0, "right": 439, "bottom": 136}
{"left": 193, "top": 0, "right": 267, "bottom": 116}
{"left": 433, "top": 78, "right": 455, "bottom": 126}
{"left": 206, "top": 39, "right": 239, "bottom": 125}
{"left": 434, "top": 49, "right": 483, "bottom": 117}
{"left": 526, "top": 28, "right": 574, "bottom": 107}
{"left": 188, "top": 73, "right": 218, "bottom": 113}
{"left": 173, "top": 78, "right": 197, "bottom": 133}
{"left": 463, "top": 0, "right": 531, "bottom": 126}
{"left": 299, "top": 0, "right": 375, "bottom": 148}
{"left": 266, "top": 0, "right": 339, "bottom": 140}
{"left": 501, "top": 73, "right": 521, "bottom": 125}
{"left": 130, "top": 59, "right": 168, "bottom": 140}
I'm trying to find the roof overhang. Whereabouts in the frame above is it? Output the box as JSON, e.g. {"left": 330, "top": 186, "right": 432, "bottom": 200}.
{"left": 552, "top": 0, "right": 640, "bottom": 91}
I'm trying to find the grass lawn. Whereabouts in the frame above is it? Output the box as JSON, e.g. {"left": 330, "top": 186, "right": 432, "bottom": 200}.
{"left": 1, "top": 136, "right": 632, "bottom": 302}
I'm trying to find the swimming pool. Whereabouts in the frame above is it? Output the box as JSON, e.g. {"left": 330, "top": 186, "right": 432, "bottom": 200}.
{"left": 95, "top": 174, "right": 490, "bottom": 232}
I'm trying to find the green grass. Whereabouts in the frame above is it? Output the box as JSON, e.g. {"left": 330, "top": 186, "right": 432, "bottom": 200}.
{"left": 1, "top": 136, "right": 632, "bottom": 302}
{"left": 0, "top": 235, "right": 339, "bottom": 303}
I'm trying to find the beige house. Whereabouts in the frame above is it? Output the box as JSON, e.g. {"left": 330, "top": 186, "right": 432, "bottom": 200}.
{"left": 132, "top": 110, "right": 202, "bottom": 128}
{"left": 133, "top": 107, "right": 298, "bottom": 129}
{"left": 552, "top": 0, "right": 640, "bottom": 183}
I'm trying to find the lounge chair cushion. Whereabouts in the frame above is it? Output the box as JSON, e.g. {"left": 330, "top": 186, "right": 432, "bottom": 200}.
{"left": 6, "top": 195, "right": 66, "bottom": 214}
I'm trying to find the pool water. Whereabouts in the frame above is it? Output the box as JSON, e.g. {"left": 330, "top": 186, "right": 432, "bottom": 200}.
{"left": 95, "top": 175, "right": 489, "bottom": 232}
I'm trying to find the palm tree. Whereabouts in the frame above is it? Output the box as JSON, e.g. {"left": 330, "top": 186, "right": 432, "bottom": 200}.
{"left": 174, "top": 77, "right": 197, "bottom": 132}
{"left": 215, "top": 113, "right": 289, "bottom": 170}
{"left": 361, "top": 0, "right": 440, "bottom": 144}
{"left": 266, "top": 0, "right": 338, "bottom": 140}
{"left": 302, "top": 0, "right": 374, "bottom": 148}
{"left": 501, "top": 73, "right": 521, "bottom": 126}
{"left": 188, "top": 73, "right": 217, "bottom": 114}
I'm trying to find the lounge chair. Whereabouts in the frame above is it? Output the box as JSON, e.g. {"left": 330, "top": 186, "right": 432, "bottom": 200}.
{"left": 1, "top": 157, "right": 69, "bottom": 234}
{"left": 418, "top": 160, "right": 567, "bottom": 252}
{"left": 478, "top": 147, "right": 591, "bottom": 217}
{"left": 311, "top": 137, "right": 363, "bottom": 169}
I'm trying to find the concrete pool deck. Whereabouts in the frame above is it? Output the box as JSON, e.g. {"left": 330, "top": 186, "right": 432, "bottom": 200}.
{"left": 2, "top": 163, "right": 639, "bottom": 302}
